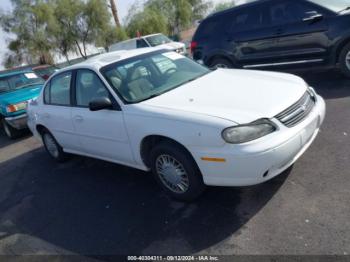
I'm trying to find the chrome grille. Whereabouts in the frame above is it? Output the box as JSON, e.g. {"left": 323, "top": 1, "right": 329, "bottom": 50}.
{"left": 275, "top": 91, "right": 315, "bottom": 127}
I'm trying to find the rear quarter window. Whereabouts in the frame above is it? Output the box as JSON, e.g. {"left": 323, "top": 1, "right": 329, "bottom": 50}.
{"left": 194, "top": 18, "right": 221, "bottom": 39}
{"left": 45, "top": 71, "right": 72, "bottom": 106}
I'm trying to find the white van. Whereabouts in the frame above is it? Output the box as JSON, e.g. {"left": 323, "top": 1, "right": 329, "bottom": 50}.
{"left": 109, "top": 33, "right": 187, "bottom": 55}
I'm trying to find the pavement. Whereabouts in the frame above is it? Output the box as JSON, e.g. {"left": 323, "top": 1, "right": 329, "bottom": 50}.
{"left": 0, "top": 70, "right": 349, "bottom": 258}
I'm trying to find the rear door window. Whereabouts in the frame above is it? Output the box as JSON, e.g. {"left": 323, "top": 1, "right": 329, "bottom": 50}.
{"left": 267, "top": 1, "right": 321, "bottom": 26}
{"left": 45, "top": 71, "right": 72, "bottom": 106}
{"left": 230, "top": 8, "right": 266, "bottom": 33}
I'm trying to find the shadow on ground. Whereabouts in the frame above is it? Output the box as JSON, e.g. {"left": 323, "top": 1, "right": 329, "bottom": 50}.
{"left": 0, "top": 130, "right": 32, "bottom": 150}
{"left": 0, "top": 146, "right": 291, "bottom": 256}
{"left": 295, "top": 70, "right": 350, "bottom": 99}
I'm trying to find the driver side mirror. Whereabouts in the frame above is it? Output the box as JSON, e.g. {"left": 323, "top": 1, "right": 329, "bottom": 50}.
{"left": 89, "top": 97, "right": 113, "bottom": 111}
{"left": 303, "top": 12, "right": 323, "bottom": 23}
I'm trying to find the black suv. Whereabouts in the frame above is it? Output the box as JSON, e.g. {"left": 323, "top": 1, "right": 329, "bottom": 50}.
{"left": 191, "top": 0, "right": 350, "bottom": 77}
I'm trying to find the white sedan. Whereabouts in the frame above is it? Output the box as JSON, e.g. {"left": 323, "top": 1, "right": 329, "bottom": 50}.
{"left": 27, "top": 47, "right": 326, "bottom": 201}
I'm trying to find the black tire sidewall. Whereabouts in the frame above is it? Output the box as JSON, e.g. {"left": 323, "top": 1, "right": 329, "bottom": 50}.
{"left": 210, "top": 57, "right": 234, "bottom": 69}
{"left": 339, "top": 43, "right": 350, "bottom": 78}
{"left": 150, "top": 142, "right": 205, "bottom": 201}
{"left": 1, "top": 118, "right": 21, "bottom": 139}
{"left": 42, "top": 131, "right": 67, "bottom": 162}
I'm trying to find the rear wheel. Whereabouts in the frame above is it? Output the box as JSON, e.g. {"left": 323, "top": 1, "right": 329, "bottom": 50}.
{"left": 339, "top": 42, "right": 350, "bottom": 78}
{"left": 149, "top": 142, "right": 205, "bottom": 201}
{"left": 42, "top": 131, "right": 67, "bottom": 162}
{"left": 1, "top": 119, "right": 21, "bottom": 139}
{"left": 210, "top": 57, "right": 234, "bottom": 69}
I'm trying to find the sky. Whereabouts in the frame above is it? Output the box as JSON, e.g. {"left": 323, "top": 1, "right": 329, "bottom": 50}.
{"left": 0, "top": 0, "right": 244, "bottom": 69}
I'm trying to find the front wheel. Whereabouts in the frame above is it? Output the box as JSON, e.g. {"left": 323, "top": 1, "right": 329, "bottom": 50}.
{"left": 42, "top": 131, "right": 68, "bottom": 162}
{"left": 150, "top": 142, "right": 205, "bottom": 201}
{"left": 210, "top": 57, "right": 234, "bottom": 69}
{"left": 339, "top": 43, "right": 350, "bottom": 78}
{"left": 1, "top": 119, "right": 21, "bottom": 139}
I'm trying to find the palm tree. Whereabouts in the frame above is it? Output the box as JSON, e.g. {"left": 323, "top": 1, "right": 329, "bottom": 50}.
{"left": 109, "top": 0, "right": 121, "bottom": 27}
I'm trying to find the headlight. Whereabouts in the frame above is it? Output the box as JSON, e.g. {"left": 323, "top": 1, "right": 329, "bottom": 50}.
{"left": 6, "top": 101, "right": 28, "bottom": 113}
{"left": 308, "top": 86, "right": 317, "bottom": 100}
{"left": 222, "top": 119, "right": 276, "bottom": 144}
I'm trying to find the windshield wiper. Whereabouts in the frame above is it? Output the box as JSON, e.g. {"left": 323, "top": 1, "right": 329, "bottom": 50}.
{"left": 138, "top": 94, "right": 160, "bottom": 102}
{"left": 338, "top": 6, "right": 350, "bottom": 13}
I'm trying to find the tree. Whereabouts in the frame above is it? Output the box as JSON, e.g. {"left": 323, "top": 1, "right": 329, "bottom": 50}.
{"left": 52, "top": 0, "right": 114, "bottom": 59}
{"left": 212, "top": 1, "right": 236, "bottom": 13}
{"left": 1, "top": 0, "right": 119, "bottom": 66}
{"left": 188, "top": 0, "right": 213, "bottom": 21}
{"left": 142, "top": 0, "right": 211, "bottom": 36}
{"left": 97, "top": 26, "right": 128, "bottom": 50}
{"left": 146, "top": 0, "right": 191, "bottom": 36}
{"left": 126, "top": 7, "right": 168, "bottom": 37}
{"left": 109, "top": 0, "right": 121, "bottom": 28}
{"left": 1, "top": 0, "right": 55, "bottom": 65}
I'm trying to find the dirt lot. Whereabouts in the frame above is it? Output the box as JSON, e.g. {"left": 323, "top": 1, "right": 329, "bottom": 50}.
{"left": 0, "top": 71, "right": 349, "bottom": 257}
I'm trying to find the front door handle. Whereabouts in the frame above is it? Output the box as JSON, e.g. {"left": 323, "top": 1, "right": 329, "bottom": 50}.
{"left": 74, "top": 115, "right": 84, "bottom": 123}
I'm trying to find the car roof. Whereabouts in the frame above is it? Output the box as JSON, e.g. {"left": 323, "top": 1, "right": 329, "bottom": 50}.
{"left": 208, "top": 0, "right": 271, "bottom": 18}
{"left": 54, "top": 46, "right": 174, "bottom": 75}
{"left": 32, "top": 64, "right": 53, "bottom": 70}
{"left": 109, "top": 33, "right": 164, "bottom": 47}
{"left": 0, "top": 70, "right": 34, "bottom": 78}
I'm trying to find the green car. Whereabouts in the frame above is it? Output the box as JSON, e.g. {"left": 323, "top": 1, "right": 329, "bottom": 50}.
{"left": 0, "top": 70, "right": 44, "bottom": 138}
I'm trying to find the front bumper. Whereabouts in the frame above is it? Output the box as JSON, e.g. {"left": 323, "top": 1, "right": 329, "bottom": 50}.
{"left": 192, "top": 95, "right": 326, "bottom": 187}
{"left": 5, "top": 114, "right": 28, "bottom": 130}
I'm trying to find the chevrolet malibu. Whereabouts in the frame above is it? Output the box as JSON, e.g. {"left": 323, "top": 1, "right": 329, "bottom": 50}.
{"left": 27, "top": 48, "right": 326, "bottom": 201}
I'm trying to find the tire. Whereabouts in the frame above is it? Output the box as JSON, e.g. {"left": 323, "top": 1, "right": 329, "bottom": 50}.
{"left": 1, "top": 118, "right": 22, "bottom": 139}
{"left": 210, "top": 57, "right": 234, "bottom": 69}
{"left": 339, "top": 42, "right": 350, "bottom": 78}
{"left": 149, "top": 142, "right": 206, "bottom": 201}
{"left": 41, "top": 131, "right": 67, "bottom": 162}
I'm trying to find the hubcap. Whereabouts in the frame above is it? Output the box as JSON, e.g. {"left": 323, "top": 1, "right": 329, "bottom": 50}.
{"left": 43, "top": 134, "right": 59, "bottom": 158}
{"left": 215, "top": 63, "right": 228, "bottom": 68}
{"left": 346, "top": 51, "right": 350, "bottom": 70}
{"left": 156, "top": 154, "right": 189, "bottom": 194}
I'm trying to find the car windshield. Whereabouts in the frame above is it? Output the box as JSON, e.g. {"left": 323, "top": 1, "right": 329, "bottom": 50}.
{"left": 145, "top": 34, "right": 172, "bottom": 47}
{"left": 101, "top": 50, "right": 210, "bottom": 103}
{"left": 0, "top": 72, "right": 44, "bottom": 94}
{"left": 308, "top": 0, "right": 350, "bottom": 12}
{"left": 34, "top": 67, "right": 57, "bottom": 79}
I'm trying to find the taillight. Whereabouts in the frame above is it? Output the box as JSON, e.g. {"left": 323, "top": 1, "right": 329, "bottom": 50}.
{"left": 190, "top": 41, "right": 197, "bottom": 54}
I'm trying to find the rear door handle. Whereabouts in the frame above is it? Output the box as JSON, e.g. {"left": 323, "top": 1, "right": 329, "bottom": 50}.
{"left": 74, "top": 115, "right": 84, "bottom": 123}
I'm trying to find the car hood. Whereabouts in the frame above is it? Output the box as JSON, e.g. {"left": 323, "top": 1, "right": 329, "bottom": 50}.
{"left": 142, "top": 69, "right": 308, "bottom": 124}
{"left": 0, "top": 84, "right": 43, "bottom": 105}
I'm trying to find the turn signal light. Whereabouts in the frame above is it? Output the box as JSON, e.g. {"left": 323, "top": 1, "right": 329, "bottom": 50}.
{"left": 6, "top": 102, "right": 27, "bottom": 113}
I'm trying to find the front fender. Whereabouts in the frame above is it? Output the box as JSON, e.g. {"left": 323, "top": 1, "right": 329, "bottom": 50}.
{"left": 123, "top": 111, "right": 231, "bottom": 167}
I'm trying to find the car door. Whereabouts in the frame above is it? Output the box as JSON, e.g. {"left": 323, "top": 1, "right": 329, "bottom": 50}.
{"left": 258, "top": 0, "right": 330, "bottom": 67}
{"left": 71, "top": 69, "right": 134, "bottom": 165}
{"left": 42, "top": 71, "right": 79, "bottom": 151}
{"left": 226, "top": 5, "right": 277, "bottom": 67}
